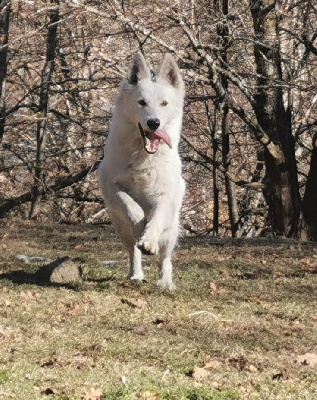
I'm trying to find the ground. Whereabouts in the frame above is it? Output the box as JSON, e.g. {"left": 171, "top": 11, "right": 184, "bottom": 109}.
{"left": 0, "top": 219, "right": 316, "bottom": 400}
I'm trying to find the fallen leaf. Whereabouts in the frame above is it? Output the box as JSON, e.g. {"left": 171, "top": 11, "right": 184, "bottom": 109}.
{"left": 191, "top": 366, "right": 210, "bottom": 381}
{"left": 67, "top": 301, "right": 90, "bottom": 316}
{"left": 19, "top": 290, "right": 39, "bottom": 300}
{"left": 219, "top": 269, "right": 230, "bottom": 277}
{"left": 137, "top": 391, "right": 160, "bottom": 400}
{"left": 40, "top": 357, "right": 60, "bottom": 368}
{"left": 209, "top": 282, "right": 217, "bottom": 294}
{"left": 69, "top": 354, "right": 95, "bottom": 369}
{"left": 81, "top": 387, "right": 103, "bottom": 400}
{"left": 1, "top": 391, "right": 16, "bottom": 398}
{"left": 120, "top": 281, "right": 132, "bottom": 288}
{"left": 204, "top": 360, "right": 221, "bottom": 370}
{"left": 248, "top": 364, "right": 258, "bottom": 372}
{"left": 251, "top": 296, "right": 262, "bottom": 304}
{"left": 301, "top": 260, "right": 317, "bottom": 274}
{"left": 295, "top": 353, "right": 317, "bottom": 367}
{"left": 121, "top": 297, "right": 146, "bottom": 309}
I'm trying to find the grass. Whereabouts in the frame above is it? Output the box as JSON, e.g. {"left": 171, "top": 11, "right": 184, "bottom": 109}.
{"left": 0, "top": 219, "right": 316, "bottom": 399}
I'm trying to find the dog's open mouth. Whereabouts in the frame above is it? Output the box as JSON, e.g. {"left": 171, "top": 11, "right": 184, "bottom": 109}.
{"left": 138, "top": 123, "right": 172, "bottom": 154}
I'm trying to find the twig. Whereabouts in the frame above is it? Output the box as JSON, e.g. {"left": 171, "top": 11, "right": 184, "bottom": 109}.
{"left": 189, "top": 311, "right": 219, "bottom": 319}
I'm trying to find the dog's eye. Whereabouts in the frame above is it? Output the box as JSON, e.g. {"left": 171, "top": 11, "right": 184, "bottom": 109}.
{"left": 138, "top": 100, "right": 147, "bottom": 107}
{"left": 161, "top": 100, "right": 168, "bottom": 106}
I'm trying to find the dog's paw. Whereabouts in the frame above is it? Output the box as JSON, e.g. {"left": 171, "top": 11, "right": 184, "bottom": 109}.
{"left": 129, "top": 273, "right": 145, "bottom": 281}
{"left": 157, "top": 279, "right": 175, "bottom": 290}
{"left": 137, "top": 238, "right": 159, "bottom": 256}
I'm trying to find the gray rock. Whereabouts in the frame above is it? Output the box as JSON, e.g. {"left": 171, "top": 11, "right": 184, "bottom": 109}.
{"left": 36, "top": 257, "right": 82, "bottom": 284}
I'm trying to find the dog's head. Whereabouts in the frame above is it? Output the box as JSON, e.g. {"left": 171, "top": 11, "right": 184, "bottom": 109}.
{"left": 121, "top": 52, "right": 184, "bottom": 154}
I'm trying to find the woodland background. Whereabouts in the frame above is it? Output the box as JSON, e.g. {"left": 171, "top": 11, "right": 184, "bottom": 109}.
{"left": 0, "top": 0, "right": 316, "bottom": 239}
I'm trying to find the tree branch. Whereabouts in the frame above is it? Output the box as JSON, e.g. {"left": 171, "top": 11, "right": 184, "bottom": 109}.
{"left": 0, "top": 161, "right": 100, "bottom": 218}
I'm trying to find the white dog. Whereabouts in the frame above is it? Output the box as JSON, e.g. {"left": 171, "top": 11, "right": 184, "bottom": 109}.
{"left": 98, "top": 52, "right": 185, "bottom": 289}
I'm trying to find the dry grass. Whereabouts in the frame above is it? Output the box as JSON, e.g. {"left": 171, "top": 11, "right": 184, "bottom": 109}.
{"left": 0, "top": 219, "right": 316, "bottom": 399}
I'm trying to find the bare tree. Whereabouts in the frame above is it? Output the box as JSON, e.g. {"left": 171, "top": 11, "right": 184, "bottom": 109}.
{"left": 302, "top": 133, "right": 317, "bottom": 240}
{"left": 29, "top": 1, "right": 60, "bottom": 219}
{"left": 1, "top": 1, "right": 109, "bottom": 221}
{"left": 0, "top": 0, "right": 316, "bottom": 240}
{"left": 217, "top": 0, "right": 240, "bottom": 237}
{"left": 0, "top": 0, "right": 10, "bottom": 145}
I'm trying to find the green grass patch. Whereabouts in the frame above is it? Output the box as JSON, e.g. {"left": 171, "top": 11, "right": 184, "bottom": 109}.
{"left": 0, "top": 369, "right": 10, "bottom": 384}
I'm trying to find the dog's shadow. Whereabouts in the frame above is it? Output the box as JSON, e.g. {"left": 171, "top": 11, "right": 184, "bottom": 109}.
{"left": 0, "top": 270, "right": 115, "bottom": 291}
{"left": 0, "top": 257, "right": 75, "bottom": 288}
{"left": 0, "top": 257, "right": 112, "bottom": 289}
{"left": 0, "top": 269, "right": 50, "bottom": 286}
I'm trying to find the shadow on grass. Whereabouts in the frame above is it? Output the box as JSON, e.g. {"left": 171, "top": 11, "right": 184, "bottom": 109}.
{"left": 180, "top": 235, "right": 317, "bottom": 249}
{"left": 0, "top": 270, "right": 64, "bottom": 287}
{"left": 0, "top": 257, "right": 115, "bottom": 289}
{"left": 0, "top": 269, "right": 77, "bottom": 289}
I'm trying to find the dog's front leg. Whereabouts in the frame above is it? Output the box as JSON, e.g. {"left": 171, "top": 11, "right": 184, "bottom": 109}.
{"left": 137, "top": 196, "right": 168, "bottom": 256}
{"left": 128, "top": 245, "right": 144, "bottom": 281}
{"left": 107, "top": 189, "right": 147, "bottom": 280}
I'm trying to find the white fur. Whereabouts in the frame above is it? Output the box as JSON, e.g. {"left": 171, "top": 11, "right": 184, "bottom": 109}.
{"left": 98, "top": 53, "right": 185, "bottom": 289}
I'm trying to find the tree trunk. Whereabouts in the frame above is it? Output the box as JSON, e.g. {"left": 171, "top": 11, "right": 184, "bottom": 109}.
{"left": 301, "top": 134, "right": 317, "bottom": 240}
{"left": 29, "top": 2, "right": 59, "bottom": 219}
{"left": 0, "top": 0, "right": 10, "bottom": 144}
{"left": 250, "top": 0, "right": 301, "bottom": 237}
{"left": 221, "top": 103, "right": 240, "bottom": 237}
{"left": 212, "top": 108, "right": 219, "bottom": 235}
{"left": 219, "top": 0, "right": 240, "bottom": 237}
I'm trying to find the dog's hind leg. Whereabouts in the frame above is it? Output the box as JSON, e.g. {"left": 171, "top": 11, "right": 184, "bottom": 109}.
{"left": 157, "top": 255, "right": 175, "bottom": 290}
{"left": 157, "top": 222, "right": 180, "bottom": 290}
{"left": 156, "top": 180, "right": 185, "bottom": 289}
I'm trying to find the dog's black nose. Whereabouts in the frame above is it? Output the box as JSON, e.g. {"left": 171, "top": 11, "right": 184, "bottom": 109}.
{"left": 147, "top": 118, "right": 160, "bottom": 131}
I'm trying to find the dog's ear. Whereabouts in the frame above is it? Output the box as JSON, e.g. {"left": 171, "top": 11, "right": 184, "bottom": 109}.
{"left": 127, "top": 53, "right": 151, "bottom": 85}
{"left": 158, "top": 54, "right": 184, "bottom": 90}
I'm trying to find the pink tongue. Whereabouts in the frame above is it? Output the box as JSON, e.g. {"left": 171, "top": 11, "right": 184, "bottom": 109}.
{"left": 148, "top": 130, "right": 172, "bottom": 149}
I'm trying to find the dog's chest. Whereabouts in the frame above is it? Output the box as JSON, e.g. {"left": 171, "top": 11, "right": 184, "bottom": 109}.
{"left": 122, "top": 163, "right": 161, "bottom": 192}
{"left": 117, "top": 158, "right": 171, "bottom": 203}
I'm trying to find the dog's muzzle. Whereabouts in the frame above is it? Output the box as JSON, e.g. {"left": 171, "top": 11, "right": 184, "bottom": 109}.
{"left": 138, "top": 123, "right": 172, "bottom": 154}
